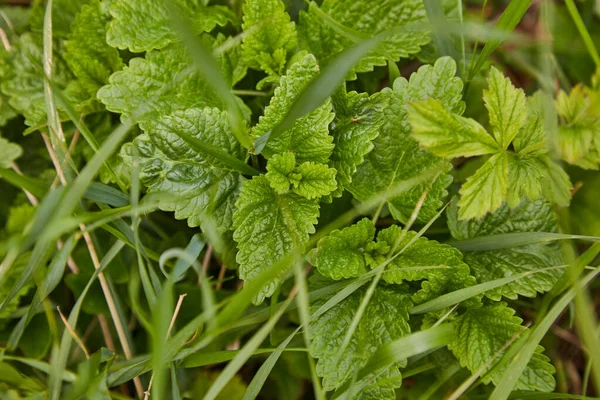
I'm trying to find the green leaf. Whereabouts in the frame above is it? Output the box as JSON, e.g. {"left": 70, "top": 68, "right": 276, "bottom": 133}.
{"left": 506, "top": 155, "right": 545, "bottom": 208}
{"left": 298, "top": 0, "right": 431, "bottom": 79}
{"left": 0, "top": 255, "right": 35, "bottom": 330}
{"left": 539, "top": 156, "right": 572, "bottom": 207}
{"left": 458, "top": 152, "right": 509, "bottom": 220}
{"left": 294, "top": 162, "right": 337, "bottom": 199}
{"left": 98, "top": 42, "right": 234, "bottom": 124}
{"left": 349, "top": 57, "right": 462, "bottom": 224}
{"left": 265, "top": 153, "right": 337, "bottom": 199}
{"left": 448, "top": 198, "right": 564, "bottom": 300}
{"left": 121, "top": 107, "right": 245, "bottom": 232}
{"left": 311, "top": 218, "right": 375, "bottom": 280}
{"left": 449, "top": 302, "right": 555, "bottom": 391}
{"left": 30, "top": 0, "right": 91, "bottom": 38}
{"left": 0, "top": 33, "right": 79, "bottom": 126}
{"left": 233, "top": 175, "right": 319, "bottom": 304}
{"left": 372, "top": 226, "right": 476, "bottom": 304}
{"left": 309, "top": 283, "right": 412, "bottom": 396}
{"left": 328, "top": 88, "right": 384, "bottom": 197}
{"left": 251, "top": 54, "right": 334, "bottom": 163}
{"left": 0, "top": 138, "right": 23, "bottom": 169}
{"left": 407, "top": 98, "right": 499, "bottom": 158}
{"left": 241, "top": 0, "right": 297, "bottom": 80}
{"left": 484, "top": 67, "right": 528, "bottom": 149}
{"left": 64, "top": 0, "right": 124, "bottom": 97}
{"left": 105, "top": 0, "right": 235, "bottom": 52}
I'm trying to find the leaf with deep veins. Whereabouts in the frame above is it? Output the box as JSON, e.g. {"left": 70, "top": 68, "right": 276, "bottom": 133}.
{"left": 106, "top": 0, "right": 235, "bottom": 52}
{"left": 233, "top": 176, "right": 319, "bottom": 304}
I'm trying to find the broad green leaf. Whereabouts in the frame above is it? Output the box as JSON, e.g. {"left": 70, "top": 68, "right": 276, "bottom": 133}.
{"left": 506, "top": 155, "right": 545, "bottom": 208}
{"left": 311, "top": 218, "right": 375, "bottom": 280}
{"left": 373, "top": 226, "right": 477, "bottom": 304}
{"left": 448, "top": 198, "right": 564, "bottom": 300}
{"left": 513, "top": 110, "right": 547, "bottom": 157}
{"left": 309, "top": 283, "right": 412, "bottom": 397}
{"left": 349, "top": 57, "right": 462, "bottom": 224}
{"left": 539, "top": 156, "right": 572, "bottom": 207}
{"left": 329, "top": 87, "right": 384, "bottom": 197}
{"left": 29, "top": 0, "right": 91, "bottom": 38}
{"left": 449, "top": 302, "right": 555, "bottom": 391}
{"left": 121, "top": 107, "right": 245, "bottom": 232}
{"left": 265, "top": 153, "right": 337, "bottom": 199}
{"left": 105, "top": 0, "right": 235, "bottom": 52}
{"left": 241, "top": 0, "right": 297, "bottom": 82}
{"left": 484, "top": 67, "right": 527, "bottom": 149}
{"left": 98, "top": 41, "right": 240, "bottom": 124}
{"left": 298, "top": 0, "right": 431, "bottom": 79}
{"left": 0, "top": 138, "right": 22, "bottom": 169}
{"left": 407, "top": 98, "right": 499, "bottom": 158}
{"left": 0, "top": 254, "right": 34, "bottom": 329}
{"left": 64, "top": 0, "right": 124, "bottom": 97}
{"left": 458, "top": 152, "right": 509, "bottom": 220}
{"left": 0, "top": 33, "right": 84, "bottom": 126}
{"left": 233, "top": 175, "right": 319, "bottom": 304}
{"left": 251, "top": 54, "right": 334, "bottom": 163}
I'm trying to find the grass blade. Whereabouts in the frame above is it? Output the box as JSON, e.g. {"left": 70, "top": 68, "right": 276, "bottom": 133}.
{"left": 448, "top": 232, "right": 600, "bottom": 251}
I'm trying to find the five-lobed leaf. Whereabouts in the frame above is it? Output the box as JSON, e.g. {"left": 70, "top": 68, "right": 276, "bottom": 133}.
{"left": 449, "top": 302, "right": 555, "bottom": 391}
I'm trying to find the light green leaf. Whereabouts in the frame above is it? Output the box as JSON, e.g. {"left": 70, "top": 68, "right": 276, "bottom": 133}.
{"left": 241, "top": 0, "right": 297, "bottom": 79}
{"left": 265, "top": 153, "right": 337, "bottom": 199}
{"left": 311, "top": 218, "right": 375, "bottom": 280}
{"left": 484, "top": 67, "right": 527, "bottom": 149}
{"left": 294, "top": 162, "right": 337, "bottom": 199}
{"left": 251, "top": 54, "right": 334, "bottom": 163}
{"left": 0, "top": 254, "right": 34, "bottom": 329}
{"left": 265, "top": 152, "right": 298, "bottom": 194}
{"left": 449, "top": 302, "right": 555, "bottom": 391}
{"left": 98, "top": 40, "right": 242, "bottom": 123}
{"left": 309, "top": 283, "right": 412, "bottom": 396}
{"left": 407, "top": 98, "right": 499, "bottom": 158}
{"left": 349, "top": 57, "right": 462, "bottom": 224}
{"left": 539, "top": 156, "right": 572, "bottom": 207}
{"left": 0, "top": 33, "right": 80, "bottom": 126}
{"left": 0, "top": 138, "right": 23, "bottom": 169}
{"left": 373, "top": 226, "right": 476, "bottom": 304}
{"left": 506, "top": 155, "right": 545, "bottom": 208}
{"left": 298, "top": 0, "right": 431, "bottom": 79}
{"left": 30, "top": 0, "right": 91, "bottom": 38}
{"left": 120, "top": 107, "right": 245, "bottom": 231}
{"left": 105, "top": 0, "right": 235, "bottom": 52}
{"left": 513, "top": 111, "right": 547, "bottom": 157}
{"left": 328, "top": 88, "right": 384, "bottom": 197}
{"left": 458, "top": 152, "right": 509, "bottom": 220}
{"left": 233, "top": 175, "right": 319, "bottom": 304}
{"left": 64, "top": 0, "right": 124, "bottom": 97}
{"left": 448, "top": 198, "right": 564, "bottom": 300}
{"left": 557, "top": 126, "right": 595, "bottom": 164}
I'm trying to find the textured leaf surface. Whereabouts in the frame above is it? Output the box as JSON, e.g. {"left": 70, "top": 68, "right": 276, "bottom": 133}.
{"left": 329, "top": 88, "right": 384, "bottom": 197}
{"left": 449, "top": 302, "right": 555, "bottom": 391}
{"left": 407, "top": 98, "right": 498, "bottom": 158}
{"left": 241, "top": 0, "right": 297, "bottom": 79}
{"left": 0, "top": 138, "right": 23, "bottom": 169}
{"left": 64, "top": 0, "right": 124, "bottom": 97}
{"left": 349, "top": 57, "right": 462, "bottom": 223}
{"left": 483, "top": 67, "right": 527, "bottom": 149}
{"left": 448, "top": 198, "right": 564, "bottom": 300}
{"left": 30, "top": 0, "right": 90, "bottom": 38}
{"left": 309, "top": 283, "right": 411, "bottom": 395}
{"left": 233, "top": 175, "right": 319, "bottom": 304}
{"left": 311, "top": 218, "right": 375, "bottom": 279}
{"left": 251, "top": 54, "right": 334, "bottom": 163}
{"left": 373, "top": 226, "right": 476, "bottom": 304}
{"left": 458, "top": 152, "right": 509, "bottom": 220}
{"left": 120, "top": 107, "right": 245, "bottom": 231}
{"left": 98, "top": 41, "right": 239, "bottom": 123}
{"left": 298, "top": 0, "right": 430, "bottom": 79}
{"left": 106, "top": 0, "right": 234, "bottom": 52}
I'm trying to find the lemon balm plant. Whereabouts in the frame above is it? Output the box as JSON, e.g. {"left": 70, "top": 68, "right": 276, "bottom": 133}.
{"left": 0, "top": 0, "right": 599, "bottom": 399}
